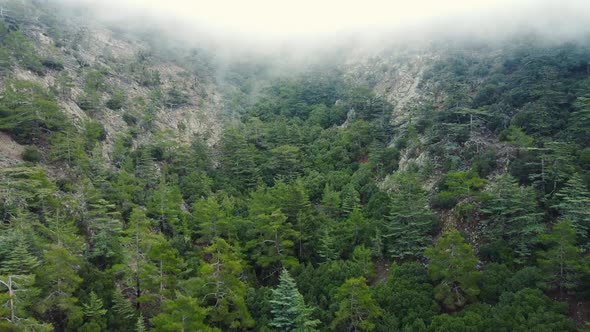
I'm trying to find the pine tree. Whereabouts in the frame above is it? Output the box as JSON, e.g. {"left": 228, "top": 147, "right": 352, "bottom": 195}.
{"left": 321, "top": 184, "right": 341, "bottom": 218}
{"left": 0, "top": 242, "right": 39, "bottom": 275}
{"left": 340, "top": 209, "right": 371, "bottom": 250}
{"left": 331, "top": 277, "right": 382, "bottom": 332}
{"left": 341, "top": 183, "right": 360, "bottom": 217}
{"left": 352, "top": 245, "right": 374, "bottom": 278}
{"left": 382, "top": 172, "right": 436, "bottom": 259}
{"left": 119, "top": 207, "right": 153, "bottom": 311}
{"left": 219, "top": 128, "right": 259, "bottom": 192}
{"left": 270, "top": 269, "right": 319, "bottom": 332}
{"left": 552, "top": 173, "right": 590, "bottom": 246}
{"left": 147, "top": 179, "right": 186, "bottom": 235}
{"left": 135, "top": 147, "right": 158, "bottom": 194}
{"left": 38, "top": 210, "right": 83, "bottom": 255}
{"left": 424, "top": 230, "right": 481, "bottom": 310}
{"left": 192, "top": 196, "right": 230, "bottom": 244}
{"left": 481, "top": 173, "right": 544, "bottom": 263}
{"left": 0, "top": 274, "right": 40, "bottom": 327}
{"left": 48, "top": 125, "right": 87, "bottom": 167}
{"left": 190, "top": 238, "right": 254, "bottom": 330}
{"left": 112, "top": 286, "right": 135, "bottom": 320}
{"left": 136, "top": 314, "right": 146, "bottom": 332}
{"left": 80, "top": 291, "right": 107, "bottom": 331}
{"left": 318, "top": 227, "right": 339, "bottom": 263}
{"left": 35, "top": 244, "right": 84, "bottom": 328}
{"left": 86, "top": 199, "right": 123, "bottom": 266}
{"left": 537, "top": 221, "right": 587, "bottom": 297}
{"left": 83, "top": 292, "right": 107, "bottom": 318}
{"left": 151, "top": 293, "right": 219, "bottom": 332}
{"left": 246, "top": 209, "right": 300, "bottom": 272}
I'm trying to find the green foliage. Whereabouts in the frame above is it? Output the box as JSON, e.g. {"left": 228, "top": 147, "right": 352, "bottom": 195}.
{"left": 77, "top": 70, "right": 106, "bottom": 111}
{"left": 537, "top": 220, "right": 588, "bottom": 295}
{"left": 331, "top": 277, "right": 382, "bottom": 331}
{"left": 425, "top": 230, "right": 481, "bottom": 310}
{"left": 218, "top": 128, "right": 259, "bottom": 192}
{"left": 106, "top": 90, "right": 127, "bottom": 110}
{"left": 478, "top": 263, "right": 511, "bottom": 304}
{"left": 0, "top": 17, "right": 588, "bottom": 331}
{"left": 552, "top": 173, "right": 590, "bottom": 246}
{"left": 188, "top": 238, "right": 254, "bottom": 330}
{"left": 0, "top": 80, "right": 67, "bottom": 144}
{"left": 35, "top": 244, "right": 84, "bottom": 329}
{"left": 84, "top": 120, "right": 107, "bottom": 150}
{"left": 500, "top": 125, "right": 534, "bottom": 147}
{"left": 373, "top": 262, "right": 439, "bottom": 330}
{"left": 271, "top": 269, "right": 319, "bottom": 331}
{"left": 111, "top": 286, "right": 135, "bottom": 322}
{"left": 164, "top": 85, "right": 190, "bottom": 108}
{"left": 433, "top": 170, "right": 487, "bottom": 209}
{"left": 427, "top": 288, "right": 576, "bottom": 331}
{"left": 1, "top": 28, "right": 42, "bottom": 74}
{"left": 21, "top": 146, "right": 41, "bottom": 163}
{"left": 382, "top": 172, "right": 436, "bottom": 259}
{"left": 81, "top": 291, "right": 107, "bottom": 330}
{"left": 245, "top": 208, "right": 299, "bottom": 272}
{"left": 480, "top": 174, "right": 544, "bottom": 264}
{"left": 151, "top": 293, "right": 218, "bottom": 332}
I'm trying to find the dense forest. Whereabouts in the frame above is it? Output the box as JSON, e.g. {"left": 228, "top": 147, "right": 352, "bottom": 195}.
{"left": 1, "top": 1, "right": 590, "bottom": 331}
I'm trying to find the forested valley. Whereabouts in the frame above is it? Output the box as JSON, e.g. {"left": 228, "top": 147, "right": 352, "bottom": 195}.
{"left": 1, "top": 1, "right": 590, "bottom": 331}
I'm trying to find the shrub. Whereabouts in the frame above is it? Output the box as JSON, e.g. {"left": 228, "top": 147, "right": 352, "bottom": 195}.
{"left": 22, "top": 146, "right": 41, "bottom": 162}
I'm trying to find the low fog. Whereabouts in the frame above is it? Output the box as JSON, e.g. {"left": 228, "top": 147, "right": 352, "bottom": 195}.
{"left": 54, "top": 0, "right": 590, "bottom": 47}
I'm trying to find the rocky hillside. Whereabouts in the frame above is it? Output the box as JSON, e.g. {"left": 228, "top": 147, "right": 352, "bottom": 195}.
{"left": 0, "top": 0, "right": 222, "bottom": 168}
{"left": 1, "top": 1, "right": 590, "bottom": 331}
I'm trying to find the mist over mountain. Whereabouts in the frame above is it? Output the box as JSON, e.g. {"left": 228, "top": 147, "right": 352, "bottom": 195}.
{"left": 1, "top": 0, "right": 590, "bottom": 331}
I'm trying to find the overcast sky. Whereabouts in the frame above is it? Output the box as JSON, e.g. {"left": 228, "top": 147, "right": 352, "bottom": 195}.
{"left": 59, "top": 0, "right": 590, "bottom": 46}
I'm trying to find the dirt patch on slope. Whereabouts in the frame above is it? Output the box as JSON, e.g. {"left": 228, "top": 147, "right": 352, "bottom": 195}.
{"left": 0, "top": 132, "right": 24, "bottom": 167}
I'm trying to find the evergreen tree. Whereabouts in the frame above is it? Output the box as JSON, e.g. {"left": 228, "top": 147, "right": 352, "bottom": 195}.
{"left": 246, "top": 209, "right": 300, "bottom": 272}
{"left": 192, "top": 196, "right": 231, "bottom": 244}
{"left": 321, "top": 184, "right": 341, "bottom": 218}
{"left": 481, "top": 173, "right": 544, "bottom": 263}
{"left": 425, "top": 230, "right": 481, "bottom": 310}
{"left": 219, "top": 128, "right": 259, "bottom": 192}
{"left": 552, "top": 173, "right": 590, "bottom": 247}
{"left": 373, "top": 262, "right": 438, "bottom": 331}
{"left": 0, "top": 274, "right": 40, "bottom": 328}
{"left": 83, "top": 292, "right": 107, "bottom": 318}
{"left": 270, "top": 269, "right": 319, "bottom": 332}
{"left": 0, "top": 80, "right": 66, "bottom": 144}
{"left": 331, "top": 277, "right": 382, "bottom": 332}
{"left": 341, "top": 183, "right": 360, "bottom": 217}
{"left": 382, "top": 172, "right": 436, "bottom": 259}
{"left": 352, "top": 245, "right": 374, "bottom": 278}
{"left": 118, "top": 207, "right": 153, "bottom": 312}
{"left": 0, "top": 242, "right": 39, "bottom": 275}
{"left": 81, "top": 291, "right": 107, "bottom": 331}
{"left": 84, "top": 196, "right": 123, "bottom": 267}
{"left": 35, "top": 244, "right": 84, "bottom": 330}
{"left": 318, "top": 227, "right": 339, "bottom": 263}
{"left": 537, "top": 220, "right": 588, "bottom": 296}
{"left": 111, "top": 286, "right": 135, "bottom": 320}
{"left": 339, "top": 209, "right": 371, "bottom": 251}
{"left": 136, "top": 314, "right": 146, "bottom": 332}
{"left": 190, "top": 238, "right": 254, "bottom": 330}
{"left": 151, "top": 293, "right": 219, "bottom": 332}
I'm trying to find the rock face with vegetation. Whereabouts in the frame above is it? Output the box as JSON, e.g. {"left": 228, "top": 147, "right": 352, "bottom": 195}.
{"left": 1, "top": 0, "right": 590, "bottom": 331}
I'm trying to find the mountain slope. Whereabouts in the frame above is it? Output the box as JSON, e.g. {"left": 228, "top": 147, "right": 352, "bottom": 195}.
{"left": 1, "top": 1, "right": 590, "bottom": 331}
